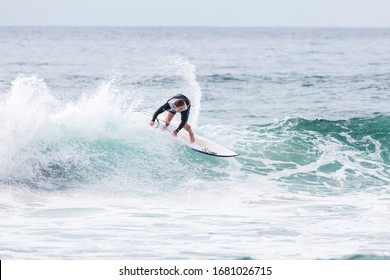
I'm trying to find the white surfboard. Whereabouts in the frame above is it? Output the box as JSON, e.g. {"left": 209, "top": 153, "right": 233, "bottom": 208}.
{"left": 154, "top": 118, "right": 239, "bottom": 157}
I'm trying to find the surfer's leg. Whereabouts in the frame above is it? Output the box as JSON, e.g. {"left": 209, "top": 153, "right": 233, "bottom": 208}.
{"left": 164, "top": 111, "right": 175, "bottom": 128}
{"left": 178, "top": 108, "right": 194, "bottom": 143}
{"left": 183, "top": 123, "right": 195, "bottom": 143}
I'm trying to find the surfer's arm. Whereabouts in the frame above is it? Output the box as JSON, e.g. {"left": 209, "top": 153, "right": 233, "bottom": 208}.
{"left": 151, "top": 103, "right": 170, "bottom": 122}
{"left": 176, "top": 109, "right": 190, "bottom": 132}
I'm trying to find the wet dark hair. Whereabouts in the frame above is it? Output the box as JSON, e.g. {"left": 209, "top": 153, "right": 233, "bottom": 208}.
{"left": 175, "top": 100, "right": 185, "bottom": 107}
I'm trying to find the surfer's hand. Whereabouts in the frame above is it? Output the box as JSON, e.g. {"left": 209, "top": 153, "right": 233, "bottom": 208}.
{"left": 172, "top": 130, "right": 178, "bottom": 137}
{"left": 149, "top": 121, "right": 155, "bottom": 126}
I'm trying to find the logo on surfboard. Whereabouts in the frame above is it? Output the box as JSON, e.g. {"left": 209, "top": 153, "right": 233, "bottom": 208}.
{"left": 201, "top": 147, "right": 217, "bottom": 155}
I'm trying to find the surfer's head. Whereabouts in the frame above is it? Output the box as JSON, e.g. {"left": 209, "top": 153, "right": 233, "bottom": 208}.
{"left": 174, "top": 100, "right": 185, "bottom": 112}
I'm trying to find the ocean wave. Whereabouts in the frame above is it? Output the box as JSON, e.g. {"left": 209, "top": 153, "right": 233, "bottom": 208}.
{"left": 235, "top": 116, "right": 390, "bottom": 193}
{"left": 2, "top": 73, "right": 389, "bottom": 196}
{"left": 0, "top": 72, "right": 226, "bottom": 193}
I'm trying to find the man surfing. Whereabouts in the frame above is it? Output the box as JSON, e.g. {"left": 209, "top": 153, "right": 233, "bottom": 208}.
{"left": 149, "top": 94, "right": 195, "bottom": 143}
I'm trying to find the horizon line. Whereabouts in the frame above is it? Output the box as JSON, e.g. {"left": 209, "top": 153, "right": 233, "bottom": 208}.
{"left": 1, "top": 24, "right": 390, "bottom": 29}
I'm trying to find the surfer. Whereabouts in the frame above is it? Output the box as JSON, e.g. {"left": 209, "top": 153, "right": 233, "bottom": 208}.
{"left": 149, "top": 94, "right": 195, "bottom": 143}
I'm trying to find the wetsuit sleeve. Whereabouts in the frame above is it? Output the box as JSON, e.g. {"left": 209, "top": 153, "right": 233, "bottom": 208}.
{"left": 176, "top": 108, "right": 190, "bottom": 132}
{"left": 152, "top": 102, "right": 170, "bottom": 121}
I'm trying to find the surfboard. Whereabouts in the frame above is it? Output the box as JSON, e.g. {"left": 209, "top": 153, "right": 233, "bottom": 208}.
{"left": 152, "top": 117, "right": 239, "bottom": 158}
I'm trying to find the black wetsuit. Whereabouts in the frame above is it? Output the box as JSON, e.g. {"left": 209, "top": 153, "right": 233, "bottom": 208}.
{"left": 151, "top": 94, "right": 191, "bottom": 132}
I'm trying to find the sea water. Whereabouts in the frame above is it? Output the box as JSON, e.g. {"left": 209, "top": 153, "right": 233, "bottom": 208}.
{"left": 0, "top": 27, "right": 389, "bottom": 259}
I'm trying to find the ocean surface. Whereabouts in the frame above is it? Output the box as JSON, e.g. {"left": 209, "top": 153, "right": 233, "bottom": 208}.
{"left": 0, "top": 27, "right": 390, "bottom": 260}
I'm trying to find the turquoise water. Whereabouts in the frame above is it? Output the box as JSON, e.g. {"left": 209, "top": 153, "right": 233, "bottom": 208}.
{"left": 0, "top": 27, "right": 389, "bottom": 259}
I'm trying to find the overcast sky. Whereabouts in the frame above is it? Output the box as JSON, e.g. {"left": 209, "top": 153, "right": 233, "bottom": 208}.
{"left": 1, "top": 0, "right": 390, "bottom": 27}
